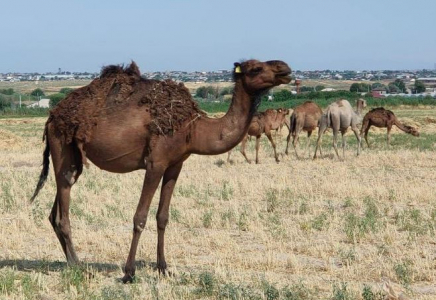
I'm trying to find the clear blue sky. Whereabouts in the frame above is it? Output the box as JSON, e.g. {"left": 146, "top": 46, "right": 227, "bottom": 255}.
{"left": 1, "top": 0, "right": 435, "bottom": 73}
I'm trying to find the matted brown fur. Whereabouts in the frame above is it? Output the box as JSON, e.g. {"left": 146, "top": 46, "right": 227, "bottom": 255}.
{"left": 49, "top": 62, "right": 206, "bottom": 144}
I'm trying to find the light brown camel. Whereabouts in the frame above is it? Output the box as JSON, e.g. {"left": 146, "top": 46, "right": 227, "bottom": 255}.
{"left": 313, "top": 98, "right": 366, "bottom": 160}
{"left": 30, "top": 59, "right": 291, "bottom": 283}
{"left": 284, "top": 101, "right": 322, "bottom": 158}
{"left": 276, "top": 107, "right": 292, "bottom": 135}
{"left": 360, "top": 107, "right": 420, "bottom": 147}
{"left": 226, "top": 107, "right": 289, "bottom": 164}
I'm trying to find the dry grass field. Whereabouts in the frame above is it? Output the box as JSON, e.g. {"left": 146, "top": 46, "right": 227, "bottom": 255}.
{"left": 1, "top": 108, "right": 436, "bottom": 300}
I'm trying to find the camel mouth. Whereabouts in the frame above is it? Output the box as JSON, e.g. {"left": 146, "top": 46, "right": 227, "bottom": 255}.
{"left": 276, "top": 73, "right": 292, "bottom": 83}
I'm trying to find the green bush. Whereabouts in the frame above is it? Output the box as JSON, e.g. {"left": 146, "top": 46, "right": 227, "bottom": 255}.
{"left": 49, "top": 93, "right": 67, "bottom": 107}
{"left": 0, "top": 88, "right": 14, "bottom": 95}
{"left": 30, "top": 88, "right": 45, "bottom": 97}
{"left": 59, "top": 87, "right": 75, "bottom": 95}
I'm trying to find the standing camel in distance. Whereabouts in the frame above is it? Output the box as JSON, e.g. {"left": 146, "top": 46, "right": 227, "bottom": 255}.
{"left": 360, "top": 107, "right": 420, "bottom": 147}
{"left": 30, "top": 59, "right": 291, "bottom": 283}
{"left": 227, "top": 107, "right": 289, "bottom": 164}
{"left": 313, "top": 98, "right": 366, "bottom": 160}
{"left": 284, "top": 101, "right": 322, "bottom": 158}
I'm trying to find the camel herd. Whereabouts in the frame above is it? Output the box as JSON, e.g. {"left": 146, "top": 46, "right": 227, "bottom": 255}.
{"left": 29, "top": 59, "right": 420, "bottom": 282}
{"left": 233, "top": 98, "right": 420, "bottom": 162}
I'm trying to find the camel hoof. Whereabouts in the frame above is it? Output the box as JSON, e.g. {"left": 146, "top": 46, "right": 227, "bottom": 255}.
{"left": 121, "top": 273, "right": 135, "bottom": 284}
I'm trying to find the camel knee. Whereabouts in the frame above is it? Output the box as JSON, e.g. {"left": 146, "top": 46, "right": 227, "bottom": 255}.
{"left": 156, "top": 212, "right": 169, "bottom": 231}
{"left": 133, "top": 213, "right": 148, "bottom": 232}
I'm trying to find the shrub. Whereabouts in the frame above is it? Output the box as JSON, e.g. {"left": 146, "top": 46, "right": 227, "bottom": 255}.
{"left": 30, "top": 88, "right": 45, "bottom": 97}
{"left": 49, "top": 93, "right": 67, "bottom": 107}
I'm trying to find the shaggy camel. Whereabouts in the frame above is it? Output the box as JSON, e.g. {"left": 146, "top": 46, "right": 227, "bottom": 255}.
{"left": 227, "top": 107, "right": 289, "bottom": 164}
{"left": 30, "top": 59, "right": 291, "bottom": 283}
{"left": 313, "top": 98, "right": 366, "bottom": 159}
{"left": 284, "top": 101, "right": 322, "bottom": 158}
{"left": 360, "top": 107, "right": 420, "bottom": 147}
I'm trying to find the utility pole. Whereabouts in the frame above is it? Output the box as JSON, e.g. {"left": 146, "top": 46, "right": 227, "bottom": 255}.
{"left": 19, "top": 94, "right": 21, "bottom": 108}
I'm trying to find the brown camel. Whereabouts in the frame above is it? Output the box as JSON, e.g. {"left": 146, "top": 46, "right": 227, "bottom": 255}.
{"left": 284, "top": 101, "right": 322, "bottom": 158}
{"left": 30, "top": 59, "right": 291, "bottom": 283}
{"left": 227, "top": 107, "right": 289, "bottom": 164}
{"left": 360, "top": 107, "right": 420, "bottom": 147}
{"left": 313, "top": 98, "right": 366, "bottom": 160}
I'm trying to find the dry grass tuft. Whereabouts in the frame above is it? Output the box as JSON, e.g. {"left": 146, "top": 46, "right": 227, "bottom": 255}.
{"left": 0, "top": 129, "right": 23, "bottom": 150}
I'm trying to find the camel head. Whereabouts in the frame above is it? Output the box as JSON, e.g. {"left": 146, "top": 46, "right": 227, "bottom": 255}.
{"left": 233, "top": 60, "right": 291, "bottom": 94}
{"left": 357, "top": 98, "right": 367, "bottom": 108}
{"left": 406, "top": 125, "right": 420, "bottom": 137}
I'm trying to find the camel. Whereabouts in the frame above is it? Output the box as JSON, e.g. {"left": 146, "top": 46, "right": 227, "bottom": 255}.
{"left": 360, "top": 107, "right": 420, "bottom": 147}
{"left": 30, "top": 59, "right": 291, "bottom": 283}
{"left": 276, "top": 107, "right": 292, "bottom": 136}
{"left": 284, "top": 101, "right": 322, "bottom": 158}
{"left": 226, "top": 107, "right": 289, "bottom": 164}
{"left": 313, "top": 98, "right": 366, "bottom": 160}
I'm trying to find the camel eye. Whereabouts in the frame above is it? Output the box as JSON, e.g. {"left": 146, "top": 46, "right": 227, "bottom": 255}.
{"left": 250, "top": 67, "right": 263, "bottom": 75}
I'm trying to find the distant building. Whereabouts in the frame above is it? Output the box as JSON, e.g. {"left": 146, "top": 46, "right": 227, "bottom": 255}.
{"left": 417, "top": 78, "right": 436, "bottom": 88}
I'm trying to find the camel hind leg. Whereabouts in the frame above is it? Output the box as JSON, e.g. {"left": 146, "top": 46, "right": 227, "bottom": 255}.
{"left": 284, "top": 131, "right": 291, "bottom": 155}
{"left": 304, "top": 131, "right": 312, "bottom": 158}
{"left": 48, "top": 131, "right": 83, "bottom": 264}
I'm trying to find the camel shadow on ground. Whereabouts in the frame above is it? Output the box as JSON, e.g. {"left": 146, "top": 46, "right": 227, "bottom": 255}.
{"left": 0, "top": 259, "right": 151, "bottom": 274}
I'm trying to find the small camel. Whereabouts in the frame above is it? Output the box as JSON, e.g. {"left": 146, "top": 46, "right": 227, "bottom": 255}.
{"left": 284, "top": 101, "right": 322, "bottom": 158}
{"left": 360, "top": 107, "right": 420, "bottom": 147}
{"left": 227, "top": 107, "right": 289, "bottom": 164}
{"left": 313, "top": 98, "right": 366, "bottom": 160}
{"left": 30, "top": 59, "right": 291, "bottom": 283}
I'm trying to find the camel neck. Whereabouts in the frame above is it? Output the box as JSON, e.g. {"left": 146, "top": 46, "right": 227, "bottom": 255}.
{"left": 188, "top": 80, "right": 258, "bottom": 155}
{"left": 356, "top": 102, "right": 364, "bottom": 115}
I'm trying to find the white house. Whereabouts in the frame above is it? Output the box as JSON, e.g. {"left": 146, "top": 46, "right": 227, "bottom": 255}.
{"left": 28, "top": 98, "right": 50, "bottom": 108}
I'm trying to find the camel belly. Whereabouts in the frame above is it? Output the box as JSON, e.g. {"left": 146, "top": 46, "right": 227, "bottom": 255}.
{"left": 83, "top": 109, "right": 150, "bottom": 173}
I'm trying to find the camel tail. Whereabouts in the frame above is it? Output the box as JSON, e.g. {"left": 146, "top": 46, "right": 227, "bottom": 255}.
{"left": 30, "top": 127, "right": 50, "bottom": 203}
{"left": 289, "top": 114, "right": 297, "bottom": 135}
{"left": 326, "top": 109, "right": 332, "bottom": 128}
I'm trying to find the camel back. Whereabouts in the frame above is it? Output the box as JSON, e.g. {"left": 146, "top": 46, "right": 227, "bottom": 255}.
{"left": 49, "top": 62, "right": 206, "bottom": 144}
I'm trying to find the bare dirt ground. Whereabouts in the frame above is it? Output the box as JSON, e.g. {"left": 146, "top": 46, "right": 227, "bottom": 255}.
{"left": 0, "top": 110, "right": 435, "bottom": 299}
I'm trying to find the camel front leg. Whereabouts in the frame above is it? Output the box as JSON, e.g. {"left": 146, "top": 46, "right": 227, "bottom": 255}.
{"left": 123, "top": 165, "right": 165, "bottom": 283}
{"left": 239, "top": 135, "right": 251, "bottom": 164}
{"left": 387, "top": 126, "right": 392, "bottom": 146}
{"left": 265, "top": 130, "right": 279, "bottom": 163}
{"left": 351, "top": 126, "right": 361, "bottom": 156}
{"left": 255, "top": 135, "right": 261, "bottom": 164}
{"left": 156, "top": 161, "right": 184, "bottom": 274}
{"left": 313, "top": 127, "right": 325, "bottom": 159}
{"left": 332, "top": 130, "right": 341, "bottom": 159}
{"left": 363, "top": 125, "right": 371, "bottom": 149}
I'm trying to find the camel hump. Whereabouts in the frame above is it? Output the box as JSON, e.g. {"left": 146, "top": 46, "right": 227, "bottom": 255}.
{"left": 100, "top": 61, "right": 141, "bottom": 78}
